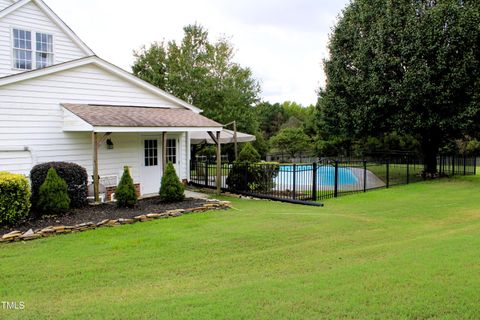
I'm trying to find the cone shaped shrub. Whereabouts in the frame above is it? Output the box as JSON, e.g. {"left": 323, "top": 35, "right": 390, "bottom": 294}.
{"left": 30, "top": 162, "right": 87, "bottom": 209}
{"left": 38, "top": 167, "right": 70, "bottom": 215}
{"left": 238, "top": 143, "right": 261, "bottom": 163}
{"left": 115, "top": 166, "right": 137, "bottom": 208}
{"left": 160, "top": 162, "right": 185, "bottom": 202}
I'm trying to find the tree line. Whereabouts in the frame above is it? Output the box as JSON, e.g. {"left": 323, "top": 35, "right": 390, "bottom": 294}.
{"left": 132, "top": 0, "right": 480, "bottom": 174}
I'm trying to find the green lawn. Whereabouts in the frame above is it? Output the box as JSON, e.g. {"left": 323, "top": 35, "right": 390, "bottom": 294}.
{"left": 1, "top": 176, "right": 480, "bottom": 319}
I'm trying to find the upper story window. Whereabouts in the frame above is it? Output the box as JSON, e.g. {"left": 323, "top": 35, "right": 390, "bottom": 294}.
{"left": 12, "top": 28, "right": 54, "bottom": 70}
{"left": 35, "top": 33, "right": 53, "bottom": 69}
{"left": 12, "top": 29, "right": 32, "bottom": 70}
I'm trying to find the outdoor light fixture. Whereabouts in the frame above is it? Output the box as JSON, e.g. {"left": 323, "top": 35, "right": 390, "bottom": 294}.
{"left": 106, "top": 139, "right": 114, "bottom": 150}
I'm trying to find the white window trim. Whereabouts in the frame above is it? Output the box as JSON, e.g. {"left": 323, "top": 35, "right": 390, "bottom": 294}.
{"left": 10, "top": 26, "right": 55, "bottom": 71}
{"left": 35, "top": 32, "right": 54, "bottom": 69}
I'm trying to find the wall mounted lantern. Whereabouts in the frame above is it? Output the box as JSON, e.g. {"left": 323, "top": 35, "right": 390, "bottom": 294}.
{"left": 106, "top": 139, "right": 114, "bottom": 150}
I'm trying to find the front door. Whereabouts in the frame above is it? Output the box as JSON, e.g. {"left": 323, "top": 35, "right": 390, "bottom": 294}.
{"left": 141, "top": 137, "right": 161, "bottom": 195}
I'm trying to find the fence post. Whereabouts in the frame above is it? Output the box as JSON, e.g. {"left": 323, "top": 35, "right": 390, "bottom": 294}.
{"left": 406, "top": 156, "right": 410, "bottom": 184}
{"left": 204, "top": 160, "right": 209, "bottom": 187}
{"left": 452, "top": 155, "right": 455, "bottom": 176}
{"left": 439, "top": 156, "right": 443, "bottom": 175}
{"left": 386, "top": 159, "right": 390, "bottom": 188}
{"left": 312, "top": 162, "right": 317, "bottom": 201}
{"left": 334, "top": 161, "right": 339, "bottom": 198}
{"left": 363, "top": 160, "right": 367, "bottom": 192}
{"left": 475, "top": 157, "right": 477, "bottom": 175}
{"left": 464, "top": 155, "right": 467, "bottom": 176}
{"left": 244, "top": 162, "right": 248, "bottom": 191}
{"left": 292, "top": 164, "right": 297, "bottom": 200}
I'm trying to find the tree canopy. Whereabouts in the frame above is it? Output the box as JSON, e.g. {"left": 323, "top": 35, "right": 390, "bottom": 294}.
{"left": 132, "top": 24, "right": 261, "bottom": 134}
{"left": 270, "top": 128, "right": 311, "bottom": 158}
{"left": 318, "top": 0, "right": 480, "bottom": 172}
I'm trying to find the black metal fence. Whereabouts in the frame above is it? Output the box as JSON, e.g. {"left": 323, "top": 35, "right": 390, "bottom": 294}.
{"left": 190, "top": 155, "right": 476, "bottom": 205}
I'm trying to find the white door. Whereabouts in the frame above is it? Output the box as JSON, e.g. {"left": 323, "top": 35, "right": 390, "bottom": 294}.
{"left": 166, "top": 138, "right": 180, "bottom": 174}
{"left": 141, "top": 137, "right": 161, "bottom": 195}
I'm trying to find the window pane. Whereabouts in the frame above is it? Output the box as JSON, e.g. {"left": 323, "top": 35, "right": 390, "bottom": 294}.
{"left": 13, "top": 29, "right": 33, "bottom": 70}
{"left": 34, "top": 32, "right": 53, "bottom": 68}
{"left": 144, "top": 139, "right": 158, "bottom": 167}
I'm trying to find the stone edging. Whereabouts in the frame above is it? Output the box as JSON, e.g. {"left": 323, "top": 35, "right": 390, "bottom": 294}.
{"left": 0, "top": 199, "right": 232, "bottom": 244}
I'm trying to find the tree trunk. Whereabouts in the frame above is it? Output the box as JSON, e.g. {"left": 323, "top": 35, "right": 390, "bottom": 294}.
{"left": 421, "top": 136, "right": 440, "bottom": 175}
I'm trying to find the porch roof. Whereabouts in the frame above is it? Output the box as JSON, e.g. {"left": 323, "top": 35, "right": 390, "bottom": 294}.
{"left": 62, "top": 104, "right": 223, "bottom": 132}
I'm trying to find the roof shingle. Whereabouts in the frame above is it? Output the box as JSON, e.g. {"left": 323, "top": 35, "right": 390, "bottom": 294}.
{"left": 62, "top": 104, "right": 222, "bottom": 128}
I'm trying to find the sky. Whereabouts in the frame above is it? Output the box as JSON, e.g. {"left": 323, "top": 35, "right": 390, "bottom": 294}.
{"left": 46, "top": 0, "right": 350, "bottom": 106}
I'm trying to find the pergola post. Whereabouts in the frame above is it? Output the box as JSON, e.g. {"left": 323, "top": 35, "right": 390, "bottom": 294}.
{"left": 92, "top": 132, "right": 99, "bottom": 203}
{"left": 233, "top": 121, "right": 238, "bottom": 161}
{"left": 162, "top": 132, "right": 167, "bottom": 173}
{"left": 207, "top": 131, "right": 222, "bottom": 194}
{"left": 92, "top": 131, "right": 111, "bottom": 203}
{"left": 216, "top": 130, "right": 222, "bottom": 194}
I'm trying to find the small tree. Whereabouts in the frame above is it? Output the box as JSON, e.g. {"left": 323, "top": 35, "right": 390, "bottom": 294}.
{"left": 270, "top": 128, "right": 311, "bottom": 158}
{"left": 116, "top": 166, "right": 138, "bottom": 208}
{"left": 160, "top": 162, "right": 185, "bottom": 202}
{"left": 37, "top": 167, "right": 70, "bottom": 215}
{"left": 238, "top": 143, "right": 260, "bottom": 163}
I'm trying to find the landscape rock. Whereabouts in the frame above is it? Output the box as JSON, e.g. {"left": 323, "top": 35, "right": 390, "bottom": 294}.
{"left": 118, "top": 218, "right": 134, "bottom": 224}
{"left": 96, "top": 219, "right": 110, "bottom": 227}
{"left": 1, "top": 198, "right": 232, "bottom": 244}
{"left": 2, "top": 231, "right": 22, "bottom": 240}
{"left": 20, "top": 233, "right": 41, "bottom": 241}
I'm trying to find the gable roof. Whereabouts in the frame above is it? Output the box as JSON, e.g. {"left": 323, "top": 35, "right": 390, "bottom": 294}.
{"left": 0, "top": 55, "right": 203, "bottom": 113}
{"left": 0, "top": 0, "right": 94, "bottom": 56}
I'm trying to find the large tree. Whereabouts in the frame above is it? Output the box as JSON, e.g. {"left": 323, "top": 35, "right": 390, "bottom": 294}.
{"left": 132, "top": 24, "right": 261, "bottom": 134}
{"left": 270, "top": 128, "right": 311, "bottom": 158}
{"left": 318, "top": 0, "right": 480, "bottom": 173}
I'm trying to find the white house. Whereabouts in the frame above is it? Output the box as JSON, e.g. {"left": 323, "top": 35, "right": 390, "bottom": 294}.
{"left": 0, "top": 0, "right": 224, "bottom": 198}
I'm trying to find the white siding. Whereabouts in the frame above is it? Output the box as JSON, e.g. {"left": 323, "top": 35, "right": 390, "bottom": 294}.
{"left": 0, "top": 150, "right": 32, "bottom": 175}
{"left": 0, "top": 0, "right": 13, "bottom": 11}
{"left": 0, "top": 1, "right": 88, "bottom": 77}
{"left": 0, "top": 63, "right": 189, "bottom": 192}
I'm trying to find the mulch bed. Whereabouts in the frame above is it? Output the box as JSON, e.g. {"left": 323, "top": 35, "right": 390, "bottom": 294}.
{"left": 1, "top": 197, "right": 207, "bottom": 234}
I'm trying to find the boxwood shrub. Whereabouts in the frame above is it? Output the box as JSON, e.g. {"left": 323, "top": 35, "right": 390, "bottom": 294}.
{"left": 30, "top": 162, "right": 87, "bottom": 209}
{"left": 0, "top": 172, "right": 31, "bottom": 225}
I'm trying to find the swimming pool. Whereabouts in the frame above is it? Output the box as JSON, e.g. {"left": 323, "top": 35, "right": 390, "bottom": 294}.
{"left": 275, "top": 164, "right": 358, "bottom": 189}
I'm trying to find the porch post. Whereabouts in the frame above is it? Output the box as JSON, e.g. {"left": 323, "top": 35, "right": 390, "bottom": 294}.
{"left": 233, "top": 120, "right": 238, "bottom": 161}
{"left": 216, "top": 131, "right": 222, "bottom": 194}
{"left": 162, "top": 132, "right": 167, "bottom": 173}
{"left": 92, "top": 132, "right": 99, "bottom": 203}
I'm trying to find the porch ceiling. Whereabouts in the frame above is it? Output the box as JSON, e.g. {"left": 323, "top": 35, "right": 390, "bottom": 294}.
{"left": 62, "top": 104, "right": 223, "bottom": 132}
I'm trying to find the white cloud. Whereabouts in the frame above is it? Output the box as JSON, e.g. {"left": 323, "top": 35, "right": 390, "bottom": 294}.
{"left": 46, "top": 0, "right": 349, "bottom": 106}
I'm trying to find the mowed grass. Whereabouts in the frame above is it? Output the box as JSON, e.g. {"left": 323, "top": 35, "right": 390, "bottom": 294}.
{"left": 1, "top": 177, "right": 480, "bottom": 319}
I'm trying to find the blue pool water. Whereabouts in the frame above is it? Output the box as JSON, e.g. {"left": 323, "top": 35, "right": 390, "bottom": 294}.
{"left": 275, "top": 164, "right": 358, "bottom": 189}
